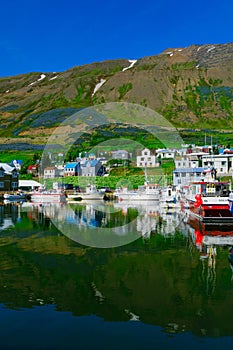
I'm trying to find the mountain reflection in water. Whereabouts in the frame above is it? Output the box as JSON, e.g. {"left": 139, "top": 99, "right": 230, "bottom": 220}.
{"left": 0, "top": 201, "right": 232, "bottom": 349}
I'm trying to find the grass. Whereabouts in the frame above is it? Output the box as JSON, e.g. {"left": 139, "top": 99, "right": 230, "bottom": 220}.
{"left": 0, "top": 150, "right": 37, "bottom": 163}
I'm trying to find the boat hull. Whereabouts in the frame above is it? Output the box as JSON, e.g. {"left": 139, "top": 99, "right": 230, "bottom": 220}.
{"left": 115, "top": 193, "right": 160, "bottom": 202}
{"left": 4, "top": 193, "right": 26, "bottom": 201}
{"left": 30, "top": 193, "right": 66, "bottom": 203}
{"left": 189, "top": 201, "right": 233, "bottom": 222}
{"left": 67, "top": 193, "right": 103, "bottom": 201}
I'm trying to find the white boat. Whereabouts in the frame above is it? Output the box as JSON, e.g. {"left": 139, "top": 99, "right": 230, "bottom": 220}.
{"left": 67, "top": 184, "right": 104, "bottom": 202}
{"left": 114, "top": 183, "right": 160, "bottom": 202}
{"left": 159, "top": 186, "right": 181, "bottom": 210}
{"left": 30, "top": 189, "right": 67, "bottom": 203}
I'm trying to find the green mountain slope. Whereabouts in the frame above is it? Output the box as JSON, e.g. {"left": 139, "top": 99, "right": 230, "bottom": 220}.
{"left": 0, "top": 43, "right": 233, "bottom": 148}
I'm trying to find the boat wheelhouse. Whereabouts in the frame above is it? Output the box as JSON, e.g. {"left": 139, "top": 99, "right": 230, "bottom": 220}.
{"left": 186, "top": 180, "right": 233, "bottom": 222}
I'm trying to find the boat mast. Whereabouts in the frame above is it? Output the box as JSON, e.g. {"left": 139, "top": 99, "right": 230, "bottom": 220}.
{"left": 144, "top": 162, "right": 149, "bottom": 185}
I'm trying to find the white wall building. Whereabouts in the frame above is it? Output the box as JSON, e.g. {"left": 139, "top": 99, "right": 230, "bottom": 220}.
{"left": 136, "top": 148, "right": 158, "bottom": 168}
{"left": 173, "top": 167, "right": 206, "bottom": 187}
{"left": 44, "top": 166, "right": 60, "bottom": 179}
{"left": 156, "top": 149, "right": 176, "bottom": 159}
{"left": 175, "top": 154, "right": 200, "bottom": 169}
{"left": 202, "top": 154, "right": 233, "bottom": 176}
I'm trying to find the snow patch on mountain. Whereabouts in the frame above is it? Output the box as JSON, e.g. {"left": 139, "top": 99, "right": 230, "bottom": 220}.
{"left": 49, "top": 75, "right": 58, "bottom": 81}
{"left": 92, "top": 79, "right": 106, "bottom": 96}
{"left": 122, "top": 59, "right": 137, "bottom": 72}
{"left": 29, "top": 74, "right": 46, "bottom": 86}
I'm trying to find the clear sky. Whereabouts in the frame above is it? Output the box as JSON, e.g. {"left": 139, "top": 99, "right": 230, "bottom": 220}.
{"left": 0, "top": 0, "right": 232, "bottom": 77}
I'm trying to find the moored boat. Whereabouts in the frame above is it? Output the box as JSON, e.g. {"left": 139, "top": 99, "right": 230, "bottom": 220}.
{"left": 3, "top": 192, "right": 26, "bottom": 201}
{"left": 186, "top": 179, "right": 233, "bottom": 222}
{"left": 30, "top": 189, "right": 67, "bottom": 203}
{"left": 159, "top": 185, "right": 181, "bottom": 210}
{"left": 67, "top": 184, "right": 104, "bottom": 202}
{"left": 114, "top": 183, "right": 160, "bottom": 202}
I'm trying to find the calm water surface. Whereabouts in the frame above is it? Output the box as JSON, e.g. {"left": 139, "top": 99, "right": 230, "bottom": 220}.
{"left": 0, "top": 201, "right": 232, "bottom": 350}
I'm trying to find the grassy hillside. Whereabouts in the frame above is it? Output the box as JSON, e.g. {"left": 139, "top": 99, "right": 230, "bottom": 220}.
{"left": 0, "top": 43, "right": 233, "bottom": 152}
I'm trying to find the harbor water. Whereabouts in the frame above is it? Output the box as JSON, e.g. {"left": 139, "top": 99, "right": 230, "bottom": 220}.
{"left": 0, "top": 201, "right": 232, "bottom": 349}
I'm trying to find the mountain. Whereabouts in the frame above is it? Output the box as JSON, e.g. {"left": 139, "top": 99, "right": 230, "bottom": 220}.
{"left": 0, "top": 43, "right": 233, "bottom": 149}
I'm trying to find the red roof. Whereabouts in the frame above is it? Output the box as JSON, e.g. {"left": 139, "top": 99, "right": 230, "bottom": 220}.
{"left": 28, "top": 165, "right": 38, "bottom": 170}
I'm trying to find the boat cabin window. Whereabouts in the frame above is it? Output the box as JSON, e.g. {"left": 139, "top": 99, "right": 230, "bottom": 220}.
{"left": 201, "top": 183, "right": 230, "bottom": 196}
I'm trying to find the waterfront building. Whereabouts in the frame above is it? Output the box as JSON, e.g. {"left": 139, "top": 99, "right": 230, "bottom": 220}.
{"left": 0, "top": 163, "right": 19, "bottom": 191}
{"left": 173, "top": 167, "right": 206, "bottom": 187}
{"left": 202, "top": 154, "right": 233, "bottom": 176}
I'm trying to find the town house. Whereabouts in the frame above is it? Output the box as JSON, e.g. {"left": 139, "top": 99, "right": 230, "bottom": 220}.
{"left": 0, "top": 163, "right": 19, "bottom": 192}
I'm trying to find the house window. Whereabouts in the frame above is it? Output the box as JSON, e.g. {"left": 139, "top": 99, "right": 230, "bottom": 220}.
{"left": 0, "top": 182, "right": 4, "bottom": 188}
{"left": 12, "top": 182, "right": 18, "bottom": 188}
{"left": 221, "top": 161, "right": 226, "bottom": 166}
{"left": 12, "top": 172, "right": 18, "bottom": 178}
{"left": 0, "top": 171, "right": 4, "bottom": 177}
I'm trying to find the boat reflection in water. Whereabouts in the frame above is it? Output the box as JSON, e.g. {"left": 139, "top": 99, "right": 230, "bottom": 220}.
{"left": 39, "top": 201, "right": 184, "bottom": 245}
{"left": 0, "top": 201, "right": 233, "bottom": 349}
{"left": 186, "top": 214, "right": 233, "bottom": 290}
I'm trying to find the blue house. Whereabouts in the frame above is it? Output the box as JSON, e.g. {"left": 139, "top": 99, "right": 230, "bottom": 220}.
{"left": 64, "top": 162, "right": 81, "bottom": 177}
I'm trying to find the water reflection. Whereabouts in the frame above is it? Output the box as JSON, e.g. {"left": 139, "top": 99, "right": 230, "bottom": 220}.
{"left": 0, "top": 201, "right": 232, "bottom": 343}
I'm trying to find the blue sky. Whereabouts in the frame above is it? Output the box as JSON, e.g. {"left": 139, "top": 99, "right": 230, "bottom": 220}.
{"left": 0, "top": 0, "right": 232, "bottom": 77}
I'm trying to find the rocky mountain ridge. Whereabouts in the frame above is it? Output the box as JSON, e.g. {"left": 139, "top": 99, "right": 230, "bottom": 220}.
{"left": 0, "top": 42, "right": 233, "bottom": 147}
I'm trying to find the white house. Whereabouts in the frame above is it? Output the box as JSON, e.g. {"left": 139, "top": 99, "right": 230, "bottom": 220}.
{"left": 175, "top": 154, "right": 200, "bottom": 169}
{"left": 201, "top": 154, "right": 233, "bottom": 176}
{"left": 156, "top": 149, "right": 176, "bottom": 159}
{"left": 44, "top": 166, "right": 60, "bottom": 179}
{"left": 136, "top": 148, "right": 158, "bottom": 168}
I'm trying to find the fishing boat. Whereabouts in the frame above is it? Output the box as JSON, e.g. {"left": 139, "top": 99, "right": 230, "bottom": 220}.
{"left": 30, "top": 188, "right": 67, "bottom": 203}
{"left": 185, "top": 168, "right": 233, "bottom": 222}
{"left": 67, "top": 184, "right": 104, "bottom": 202}
{"left": 114, "top": 183, "right": 160, "bottom": 203}
{"left": 159, "top": 185, "right": 181, "bottom": 210}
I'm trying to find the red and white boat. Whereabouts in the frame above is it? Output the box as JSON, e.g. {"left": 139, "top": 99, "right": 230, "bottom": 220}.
{"left": 186, "top": 170, "right": 233, "bottom": 222}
